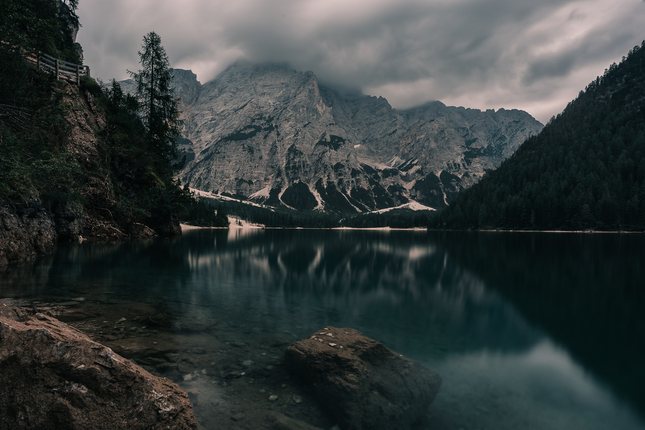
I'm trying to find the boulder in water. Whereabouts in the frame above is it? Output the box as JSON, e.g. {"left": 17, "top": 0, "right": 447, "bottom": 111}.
{"left": 284, "top": 327, "right": 441, "bottom": 430}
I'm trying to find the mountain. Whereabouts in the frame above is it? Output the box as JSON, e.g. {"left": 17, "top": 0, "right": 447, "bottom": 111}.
{"left": 167, "top": 62, "right": 542, "bottom": 213}
{"left": 433, "top": 41, "right": 645, "bottom": 231}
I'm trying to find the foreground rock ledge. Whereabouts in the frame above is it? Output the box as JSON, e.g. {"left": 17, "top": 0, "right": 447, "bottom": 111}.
{"left": 0, "top": 303, "right": 197, "bottom": 430}
{"left": 285, "top": 327, "right": 442, "bottom": 430}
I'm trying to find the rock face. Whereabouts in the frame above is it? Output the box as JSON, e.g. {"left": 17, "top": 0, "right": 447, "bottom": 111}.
{"left": 168, "top": 62, "right": 543, "bottom": 213}
{"left": 0, "top": 199, "right": 57, "bottom": 266}
{"left": 0, "top": 303, "right": 198, "bottom": 430}
{"left": 284, "top": 327, "right": 442, "bottom": 430}
{"left": 52, "top": 201, "right": 86, "bottom": 241}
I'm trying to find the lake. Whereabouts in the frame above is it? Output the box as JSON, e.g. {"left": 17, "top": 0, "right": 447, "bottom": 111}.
{"left": 1, "top": 228, "right": 644, "bottom": 430}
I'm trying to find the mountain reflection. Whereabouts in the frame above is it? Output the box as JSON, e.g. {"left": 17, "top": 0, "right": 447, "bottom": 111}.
{"left": 1, "top": 229, "right": 644, "bottom": 426}
{"left": 175, "top": 229, "right": 540, "bottom": 358}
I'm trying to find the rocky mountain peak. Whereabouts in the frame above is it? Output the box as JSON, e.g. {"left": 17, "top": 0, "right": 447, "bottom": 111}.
{"left": 166, "top": 62, "right": 543, "bottom": 213}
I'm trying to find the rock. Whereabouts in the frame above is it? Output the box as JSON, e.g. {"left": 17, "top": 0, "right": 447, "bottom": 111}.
{"left": 0, "top": 303, "right": 198, "bottom": 430}
{"left": 269, "top": 395, "right": 278, "bottom": 402}
{"left": 149, "top": 214, "right": 182, "bottom": 238}
{"left": 231, "top": 412, "right": 245, "bottom": 421}
{"left": 285, "top": 327, "right": 442, "bottom": 430}
{"left": 57, "top": 309, "right": 98, "bottom": 323}
{"left": 166, "top": 353, "right": 180, "bottom": 362}
{"left": 52, "top": 201, "right": 86, "bottom": 242}
{"left": 263, "top": 411, "right": 324, "bottom": 430}
{"left": 129, "top": 222, "right": 158, "bottom": 240}
{"left": 0, "top": 199, "right": 57, "bottom": 266}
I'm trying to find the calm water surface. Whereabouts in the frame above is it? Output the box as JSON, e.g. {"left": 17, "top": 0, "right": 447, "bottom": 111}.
{"left": 1, "top": 229, "right": 644, "bottom": 429}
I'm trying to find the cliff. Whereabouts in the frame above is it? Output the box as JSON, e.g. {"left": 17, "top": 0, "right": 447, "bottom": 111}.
{"left": 172, "top": 62, "right": 543, "bottom": 213}
{"left": 0, "top": 77, "right": 183, "bottom": 265}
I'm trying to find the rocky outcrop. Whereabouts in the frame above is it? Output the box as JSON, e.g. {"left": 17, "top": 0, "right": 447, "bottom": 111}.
{"left": 168, "top": 62, "right": 543, "bottom": 213}
{"left": 285, "top": 327, "right": 442, "bottom": 430}
{"left": 52, "top": 201, "right": 86, "bottom": 241}
{"left": 0, "top": 199, "right": 57, "bottom": 266}
{"left": 0, "top": 303, "right": 198, "bottom": 430}
{"left": 0, "top": 198, "right": 87, "bottom": 265}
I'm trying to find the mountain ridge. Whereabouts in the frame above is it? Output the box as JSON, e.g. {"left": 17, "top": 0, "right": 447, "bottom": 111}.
{"left": 433, "top": 41, "right": 645, "bottom": 230}
{"left": 125, "top": 61, "right": 543, "bottom": 213}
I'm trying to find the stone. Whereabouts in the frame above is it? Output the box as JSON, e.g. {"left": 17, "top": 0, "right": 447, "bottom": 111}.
{"left": 231, "top": 412, "right": 245, "bottom": 421}
{"left": 0, "top": 199, "right": 57, "bottom": 266}
{"left": 129, "top": 222, "right": 158, "bottom": 240}
{"left": 0, "top": 303, "right": 197, "bottom": 430}
{"left": 285, "top": 327, "right": 442, "bottom": 430}
{"left": 52, "top": 201, "right": 86, "bottom": 241}
{"left": 166, "top": 353, "right": 180, "bottom": 362}
{"left": 263, "top": 411, "right": 324, "bottom": 430}
{"left": 269, "top": 395, "right": 279, "bottom": 402}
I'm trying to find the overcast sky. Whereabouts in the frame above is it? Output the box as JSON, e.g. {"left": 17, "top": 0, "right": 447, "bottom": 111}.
{"left": 77, "top": 0, "right": 645, "bottom": 123}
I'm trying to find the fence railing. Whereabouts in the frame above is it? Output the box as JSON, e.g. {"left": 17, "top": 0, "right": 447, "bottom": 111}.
{"left": 24, "top": 50, "right": 90, "bottom": 86}
{"left": 37, "top": 52, "right": 90, "bottom": 85}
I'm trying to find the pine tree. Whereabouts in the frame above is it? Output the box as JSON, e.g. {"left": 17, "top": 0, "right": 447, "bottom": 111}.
{"left": 129, "top": 32, "right": 182, "bottom": 171}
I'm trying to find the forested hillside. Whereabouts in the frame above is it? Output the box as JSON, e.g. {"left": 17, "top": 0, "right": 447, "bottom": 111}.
{"left": 432, "top": 41, "right": 645, "bottom": 231}
{"left": 0, "top": 1, "right": 224, "bottom": 264}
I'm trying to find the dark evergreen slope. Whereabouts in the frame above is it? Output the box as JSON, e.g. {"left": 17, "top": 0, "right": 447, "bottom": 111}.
{"left": 1, "top": 0, "right": 225, "bottom": 254}
{"left": 433, "top": 41, "right": 645, "bottom": 231}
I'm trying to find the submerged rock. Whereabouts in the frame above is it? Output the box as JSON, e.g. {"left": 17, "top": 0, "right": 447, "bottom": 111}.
{"left": 263, "top": 411, "right": 324, "bottom": 430}
{"left": 0, "top": 303, "right": 197, "bottom": 430}
{"left": 285, "top": 327, "right": 441, "bottom": 430}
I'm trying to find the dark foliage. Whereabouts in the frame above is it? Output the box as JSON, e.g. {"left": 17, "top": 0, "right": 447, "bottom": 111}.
{"left": 178, "top": 194, "right": 228, "bottom": 228}
{"left": 197, "top": 196, "right": 431, "bottom": 228}
{"left": 203, "top": 198, "right": 339, "bottom": 228}
{"left": 433, "top": 41, "right": 645, "bottom": 231}
{"left": 0, "top": 6, "right": 222, "bottom": 233}
{"left": 0, "top": 48, "right": 80, "bottom": 203}
{"left": 128, "top": 32, "right": 182, "bottom": 175}
{"left": 343, "top": 209, "right": 432, "bottom": 228}
{"left": 0, "top": 0, "right": 83, "bottom": 203}
{"left": 96, "top": 81, "right": 226, "bottom": 229}
{"left": 0, "top": 0, "right": 80, "bottom": 63}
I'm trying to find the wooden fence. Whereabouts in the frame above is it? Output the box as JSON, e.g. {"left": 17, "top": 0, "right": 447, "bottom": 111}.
{"left": 25, "top": 51, "right": 90, "bottom": 86}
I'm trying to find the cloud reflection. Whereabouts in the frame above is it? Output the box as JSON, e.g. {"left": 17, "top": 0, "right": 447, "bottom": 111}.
{"left": 429, "top": 340, "right": 643, "bottom": 430}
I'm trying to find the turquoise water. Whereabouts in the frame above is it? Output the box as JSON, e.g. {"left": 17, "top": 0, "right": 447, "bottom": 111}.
{"left": 1, "top": 229, "right": 644, "bottom": 429}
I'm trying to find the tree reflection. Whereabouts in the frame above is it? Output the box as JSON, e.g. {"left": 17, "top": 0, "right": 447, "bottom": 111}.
{"left": 433, "top": 231, "right": 645, "bottom": 419}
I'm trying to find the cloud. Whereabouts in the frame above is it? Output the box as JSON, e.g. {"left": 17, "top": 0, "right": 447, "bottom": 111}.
{"left": 77, "top": 0, "right": 645, "bottom": 123}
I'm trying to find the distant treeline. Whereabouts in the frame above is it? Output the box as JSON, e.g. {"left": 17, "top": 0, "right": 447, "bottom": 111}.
{"left": 195, "top": 196, "right": 432, "bottom": 228}
{"left": 431, "top": 41, "right": 645, "bottom": 231}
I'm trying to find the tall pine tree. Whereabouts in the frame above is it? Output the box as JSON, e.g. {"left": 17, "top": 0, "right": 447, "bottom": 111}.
{"left": 129, "top": 32, "right": 182, "bottom": 173}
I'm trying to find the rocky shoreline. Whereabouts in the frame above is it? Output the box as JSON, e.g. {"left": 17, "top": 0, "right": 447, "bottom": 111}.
{"left": 0, "top": 198, "right": 182, "bottom": 267}
{"left": 0, "top": 302, "right": 197, "bottom": 429}
{"left": 0, "top": 300, "right": 441, "bottom": 430}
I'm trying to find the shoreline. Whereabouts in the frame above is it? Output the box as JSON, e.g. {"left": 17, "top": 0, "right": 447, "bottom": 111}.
{"left": 429, "top": 228, "right": 645, "bottom": 234}
{"left": 182, "top": 223, "right": 643, "bottom": 234}
{"left": 0, "top": 298, "right": 335, "bottom": 430}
